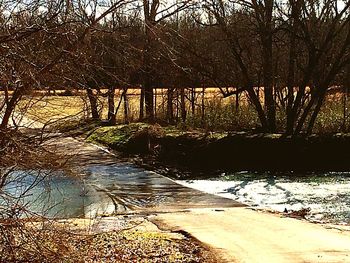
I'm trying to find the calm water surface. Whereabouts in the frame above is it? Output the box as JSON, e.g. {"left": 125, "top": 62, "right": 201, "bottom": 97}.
{"left": 1, "top": 163, "right": 235, "bottom": 218}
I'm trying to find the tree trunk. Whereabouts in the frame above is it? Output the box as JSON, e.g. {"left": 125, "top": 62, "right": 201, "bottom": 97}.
{"left": 167, "top": 87, "right": 174, "bottom": 123}
{"left": 139, "top": 86, "right": 144, "bottom": 120}
{"left": 143, "top": 32, "right": 154, "bottom": 121}
{"left": 264, "top": 87, "right": 276, "bottom": 131}
{"left": 0, "top": 88, "right": 22, "bottom": 129}
{"left": 342, "top": 85, "right": 348, "bottom": 131}
{"left": 107, "top": 87, "right": 116, "bottom": 125}
{"left": 294, "top": 89, "right": 320, "bottom": 135}
{"left": 154, "top": 87, "right": 157, "bottom": 119}
{"left": 142, "top": 7, "right": 156, "bottom": 122}
{"left": 144, "top": 81, "right": 154, "bottom": 121}
{"left": 247, "top": 87, "right": 269, "bottom": 131}
{"left": 261, "top": 0, "right": 276, "bottom": 132}
{"left": 289, "top": 47, "right": 317, "bottom": 135}
{"left": 86, "top": 88, "right": 99, "bottom": 120}
{"left": 306, "top": 94, "right": 325, "bottom": 135}
{"left": 123, "top": 88, "right": 129, "bottom": 124}
{"left": 180, "top": 87, "right": 186, "bottom": 122}
{"left": 286, "top": 0, "right": 301, "bottom": 135}
{"left": 343, "top": 65, "right": 350, "bottom": 131}
{"left": 201, "top": 87, "right": 205, "bottom": 125}
{"left": 191, "top": 87, "right": 196, "bottom": 116}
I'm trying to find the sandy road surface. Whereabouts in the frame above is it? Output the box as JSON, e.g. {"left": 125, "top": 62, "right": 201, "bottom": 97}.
{"left": 154, "top": 207, "right": 350, "bottom": 263}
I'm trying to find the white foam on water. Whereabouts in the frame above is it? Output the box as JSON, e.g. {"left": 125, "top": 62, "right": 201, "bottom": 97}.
{"left": 178, "top": 176, "right": 350, "bottom": 224}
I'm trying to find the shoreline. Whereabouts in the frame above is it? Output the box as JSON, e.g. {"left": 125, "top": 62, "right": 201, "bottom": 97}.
{"left": 71, "top": 122, "right": 350, "bottom": 179}
{"left": 64, "top": 122, "right": 350, "bottom": 227}
{"left": 68, "top": 129, "right": 350, "bottom": 227}
{"left": 6, "top": 126, "right": 350, "bottom": 262}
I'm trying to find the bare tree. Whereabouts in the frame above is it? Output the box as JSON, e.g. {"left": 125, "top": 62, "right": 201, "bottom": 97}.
{"left": 137, "top": 0, "right": 192, "bottom": 121}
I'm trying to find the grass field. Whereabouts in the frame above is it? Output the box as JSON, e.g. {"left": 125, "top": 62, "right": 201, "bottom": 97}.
{"left": 20, "top": 96, "right": 86, "bottom": 124}
{"left": 8, "top": 88, "right": 350, "bottom": 133}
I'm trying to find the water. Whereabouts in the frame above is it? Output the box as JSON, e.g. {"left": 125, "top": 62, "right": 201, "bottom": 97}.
{"left": 0, "top": 169, "right": 106, "bottom": 218}
{"left": 178, "top": 172, "right": 350, "bottom": 224}
{"left": 0, "top": 163, "right": 237, "bottom": 218}
{"left": 2, "top": 167, "right": 349, "bottom": 224}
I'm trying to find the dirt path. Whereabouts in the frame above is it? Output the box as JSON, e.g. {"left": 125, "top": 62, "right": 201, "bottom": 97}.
{"left": 153, "top": 207, "right": 350, "bottom": 263}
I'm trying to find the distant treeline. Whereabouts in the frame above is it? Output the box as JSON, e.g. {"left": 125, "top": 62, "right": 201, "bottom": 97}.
{"left": 0, "top": 0, "right": 349, "bottom": 135}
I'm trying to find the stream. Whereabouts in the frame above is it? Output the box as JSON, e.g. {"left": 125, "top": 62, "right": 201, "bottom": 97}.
{"left": 178, "top": 172, "right": 350, "bottom": 224}
{"left": 0, "top": 163, "right": 235, "bottom": 218}
{"left": 2, "top": 166, "right": 349, "bottom": 224}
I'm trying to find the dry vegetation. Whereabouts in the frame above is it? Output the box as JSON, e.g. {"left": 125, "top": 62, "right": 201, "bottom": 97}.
{"left": 22, "top": 88, "right": 350, "bottom": 134}
{"left": 0, "top": 217, "right": 218, "bottom": 263}
{"left": 0, "top": 0, "right": 349, "bottom": 261}
{"left": 21, "top": 96, "right": 87, "bottom": 124}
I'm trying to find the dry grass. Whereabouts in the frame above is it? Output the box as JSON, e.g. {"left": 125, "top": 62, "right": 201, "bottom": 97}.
{"left": 19, "top": 96, "right": 87, "bottom": 125}
{"left": 0, "top": 218, "right": 218, "bottom": 263}
{"left": 19, "top": 89, "right": 243, "bottom": 126}
{"left": 14, "top": 88, "right": 350, "bottom": 133}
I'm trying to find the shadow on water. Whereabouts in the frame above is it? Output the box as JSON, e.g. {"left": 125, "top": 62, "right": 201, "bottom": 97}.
{"left": 1, "top": 170, "right": 94, "bottom": 218}
{"left": 6, "top": 160, "right": 348, "bottom": 224}
{"left": 1, "top": 163, "right": 241, "bottom": 219}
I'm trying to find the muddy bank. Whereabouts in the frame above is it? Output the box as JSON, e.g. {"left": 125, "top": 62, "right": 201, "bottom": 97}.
{"left": 79, "top": 123, "right": 350, "bottom": 178}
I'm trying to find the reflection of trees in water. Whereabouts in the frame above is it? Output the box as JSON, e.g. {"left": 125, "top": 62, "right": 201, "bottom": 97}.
{"left": 0, "top": 170, "right": 89, "bottom": 218}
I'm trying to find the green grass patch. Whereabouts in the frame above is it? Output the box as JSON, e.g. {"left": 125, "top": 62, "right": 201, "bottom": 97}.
{"left": 87, "top": 123, "right": 152, "bottom": 149}
{"left": 86, "top": 122, "right": 228, "bottom": 152}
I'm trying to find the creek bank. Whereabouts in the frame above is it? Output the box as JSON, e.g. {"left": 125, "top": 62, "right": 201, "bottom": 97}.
{"left": 64, "top": 121, "right": 350, "bottom": 179}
